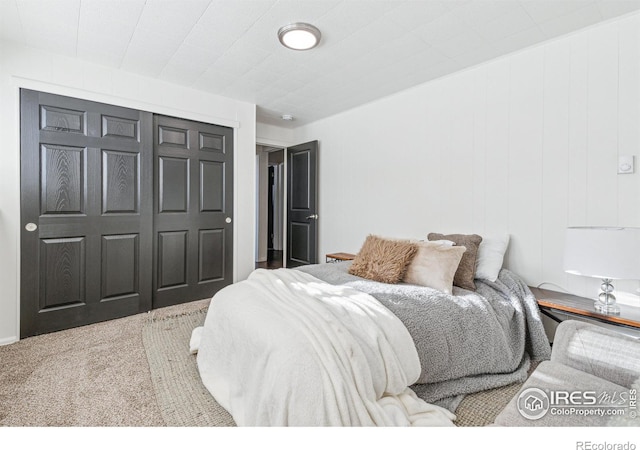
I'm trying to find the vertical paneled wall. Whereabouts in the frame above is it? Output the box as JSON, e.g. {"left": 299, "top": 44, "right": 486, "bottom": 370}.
{"left": 293, "top": 13, "right": 640, "bottom": 301}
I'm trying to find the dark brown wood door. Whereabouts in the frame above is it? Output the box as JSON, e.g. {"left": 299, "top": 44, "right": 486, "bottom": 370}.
{"left": 286, "top": 141, "right": 318, "bottom": 267}
{"left": 20, "top": 89, "right": 153, "bottom": 338}
{"left": 153, "top": 115, "right": 233, "bottom": 308}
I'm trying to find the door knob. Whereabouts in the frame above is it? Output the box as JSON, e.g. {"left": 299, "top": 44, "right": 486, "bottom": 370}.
{"left": 25, "top": 223, "right": 38, "bottom": 232}
{"left": 305, "top": 214, "right": 318, "bottom": 220}
{"left": 225, "top": 217, "right": 232, "bottom": 224}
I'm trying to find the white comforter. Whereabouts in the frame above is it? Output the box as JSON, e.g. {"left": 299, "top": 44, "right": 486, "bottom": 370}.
{"left": 191, "top": 268, "right": 455, "bottom": 426}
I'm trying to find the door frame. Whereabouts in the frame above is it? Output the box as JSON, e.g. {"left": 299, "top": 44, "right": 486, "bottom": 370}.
{"left": 255, "top": 143, "right": 287, "bottom": 266}
{"left": 256, "top": 139, "right": 290, "bottom": 267}
{"left": 255, "top": 138, "right": 319, "bottom": 268}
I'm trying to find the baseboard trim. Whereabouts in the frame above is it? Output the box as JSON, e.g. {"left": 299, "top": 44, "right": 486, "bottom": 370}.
{"left": 0, "top": 336, "right": 18, "bottom": 346}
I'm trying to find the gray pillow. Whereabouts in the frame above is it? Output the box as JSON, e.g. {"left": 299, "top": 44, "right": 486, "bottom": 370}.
{"left": 427, "top": 233, "right": 483, "bottom": 291}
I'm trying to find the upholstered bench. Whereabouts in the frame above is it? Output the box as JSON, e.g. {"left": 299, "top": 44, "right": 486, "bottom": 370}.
{"left": 494, "top": 320, "right": 640, "bottom": 426}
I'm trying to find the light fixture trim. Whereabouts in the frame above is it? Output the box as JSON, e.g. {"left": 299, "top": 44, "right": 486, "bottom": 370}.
{"left": 278, "top": 22, "right": 321, "bottom": 50}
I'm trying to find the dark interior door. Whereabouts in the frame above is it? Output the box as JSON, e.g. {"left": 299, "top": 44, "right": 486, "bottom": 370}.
{"left": 20, "top": 89, "right": 153, "bottom": 338}
{"left": 286, "top": 141, "right": 318, "bottom": 267}
{"left": 153, "top": 115, "right": 233, "bottom": 308}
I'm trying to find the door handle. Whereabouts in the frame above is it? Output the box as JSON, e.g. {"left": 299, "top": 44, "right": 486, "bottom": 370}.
{"left": 305, "top": 214, "right": 318, "bottom": 220}
{"left": 25, "top": 223, "right": 38, "bottom": 232}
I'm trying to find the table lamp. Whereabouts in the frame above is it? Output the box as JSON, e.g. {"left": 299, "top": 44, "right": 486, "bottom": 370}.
{"left": 563, "top": 227, "right": 640, "bottom": 314}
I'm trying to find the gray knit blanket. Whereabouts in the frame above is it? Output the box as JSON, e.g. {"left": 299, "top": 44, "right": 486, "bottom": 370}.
{"left": 298, "top": 262, "right": 551, "bottom": 410}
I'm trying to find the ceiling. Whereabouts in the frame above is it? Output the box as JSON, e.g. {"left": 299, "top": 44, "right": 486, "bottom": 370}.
{"left": 2, "top": 0, "right": 640, "bottom": 128}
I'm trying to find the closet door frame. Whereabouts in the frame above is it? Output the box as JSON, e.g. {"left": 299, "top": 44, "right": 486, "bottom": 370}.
{"left": 19, "top": 89, "right": 235, "bottom": 338}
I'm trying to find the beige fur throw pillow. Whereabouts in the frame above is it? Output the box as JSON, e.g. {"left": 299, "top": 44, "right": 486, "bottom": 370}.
{"left": 404, "top": 241, "right": 467, "bottom": 294}
{"left": 348, "top": 235, "right": 417, "bottom": 284}
{"left": 427, "top": 233, "right": 483, "bottom": 291}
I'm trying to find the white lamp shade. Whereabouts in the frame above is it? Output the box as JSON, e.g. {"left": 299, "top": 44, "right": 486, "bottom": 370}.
{"left": 564, "top": 227, "right": 640, "bottom": 280}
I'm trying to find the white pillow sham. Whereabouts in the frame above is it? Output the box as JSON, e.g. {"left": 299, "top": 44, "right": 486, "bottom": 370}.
{"left": 474, "top": 234, "right": 510, "bottom": 282}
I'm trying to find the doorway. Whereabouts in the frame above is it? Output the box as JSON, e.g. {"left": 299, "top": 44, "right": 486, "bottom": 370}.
{"left": 256, "top": 145, "right": 284, "bottom": 269}
{"left": 255, "top": 140, "right": 319, "bottom": 270}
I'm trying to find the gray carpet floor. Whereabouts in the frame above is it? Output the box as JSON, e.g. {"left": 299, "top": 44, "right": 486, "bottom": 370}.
{"left": 0, "top": 299, "right": 526, "bottom": 426}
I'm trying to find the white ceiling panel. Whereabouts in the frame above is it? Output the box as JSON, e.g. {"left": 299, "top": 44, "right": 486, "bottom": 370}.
{"left": 432, "top": 29, "right": 486, "bottom": 58}
{"left": 78, "top": 0, "right": 145, "bottom": 46}
{"left": 453, "top": 42, "right": 510, "bottom": 68}
{"left": 163, "top": 43, "right": 221, "bottom": 74}
{"left": 408, "top": 46, "right": 451, "bottom": 72}
{"left": 472, "top": 6, "right": 538, "bottom": 42}
{"left": 120, "top": 51, "right": 172, "bottom": 77}
{"left": 452, "top": 0, "right": 522, "bottom": 25}
{"left": 136, "top": 0, "right": 210, "bottom": 38}
{"left": 597, "top": 0, "right": 640, "bottom": 18}
{"left": 182, "top": 22, "right": 239, "bottom": 55}
{"left": 23, "top": 29, "right": 78, "bottom": 57}
{"left": 413, "top": 9, "right": 475, "bottom": 45}
{"left": 1, "top": 0, "right": 639, "bottom": 127}
{"left": 385, "top": 0, "right": 450, "bottom": 31}
{"left": 490, "top": 25, "right": 549, "bottom": 55}
{"left": 16, "top": 0, "right": 81, "bottom": 31}
{"left": 157, "top": 63, "right": 204, "bottom": 85}
{"left": 191, "top": 67, "right": 237, "bottom": 91}
{"left": 537, "top": 3, "right": 605, "bottom": 38}
{"left": 374, "top": 33, "right": 435, "bottom": 64}
{"left": 77, "top": 37, "right": 128, "bottom": 68}
{"left": 520, "top": 0, "right": 597, "bottom": 23}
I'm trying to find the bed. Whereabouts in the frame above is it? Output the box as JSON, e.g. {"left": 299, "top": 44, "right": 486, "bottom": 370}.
{"left": 190, "top": 252, "right": 551, "bottom": 426}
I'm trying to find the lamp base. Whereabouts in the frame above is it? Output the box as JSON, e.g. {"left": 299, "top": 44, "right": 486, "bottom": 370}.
{"left": 594, "top": 279, "right": 620, "bottom": 315}
{"left": 594, "top": 301, "right": 620, "bottom": 315}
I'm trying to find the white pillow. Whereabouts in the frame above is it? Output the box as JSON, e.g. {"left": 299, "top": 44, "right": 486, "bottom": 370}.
{"left": 475, "top": 235, "right": 510, "bottom": 282}
{"left": 432, "top": 239, "right": 455, "bottom": 246}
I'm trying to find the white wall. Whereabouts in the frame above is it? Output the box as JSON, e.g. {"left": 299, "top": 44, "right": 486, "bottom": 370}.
{"left": 293, "top": 13, "right": 640, "bottom": 302}
{"left": 256, "top": 122, "right": 294, "bottom": 147}
{"left": 0, "top": 42, "right": 256, "bottom": 344}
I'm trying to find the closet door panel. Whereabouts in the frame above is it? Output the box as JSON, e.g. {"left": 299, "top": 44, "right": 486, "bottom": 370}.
{"left": 157, "top": 230, "right": 188, "bottom": 289}
{"left": 158, "top": 156, "right": 189, "bottom": 213}
{"left": 20, "top": 89, "right": 153, "bottom": 338}
{"left": 102, "top": 150, "right": 139, "bottom": 214}
{"left": 153, "top": 115, "right": 233, "bottom": 308}
{"left": 101, "top": 233, "right": 139, "bottom": 300}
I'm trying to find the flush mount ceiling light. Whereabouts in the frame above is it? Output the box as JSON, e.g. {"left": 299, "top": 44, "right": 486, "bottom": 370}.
{"left": 278, "top": 23, "right": 321, "bottom": 50}
{"left": 281, "top": 114, "right": 294, "bottom": 121}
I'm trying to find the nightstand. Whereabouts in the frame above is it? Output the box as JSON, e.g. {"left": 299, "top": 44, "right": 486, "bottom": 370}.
{"left": 529, "top": 286, "right": 640, "bottom": 330}
{"left": 325, "top": 252, "right": 356, "bottom": 263}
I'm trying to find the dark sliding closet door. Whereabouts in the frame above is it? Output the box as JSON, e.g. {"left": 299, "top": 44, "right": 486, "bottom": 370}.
{"left": 20, "top": 89, "right": 153, "bottom": 338}
{"left": 153, "top": 115, "right": 234, "bottom": 308}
